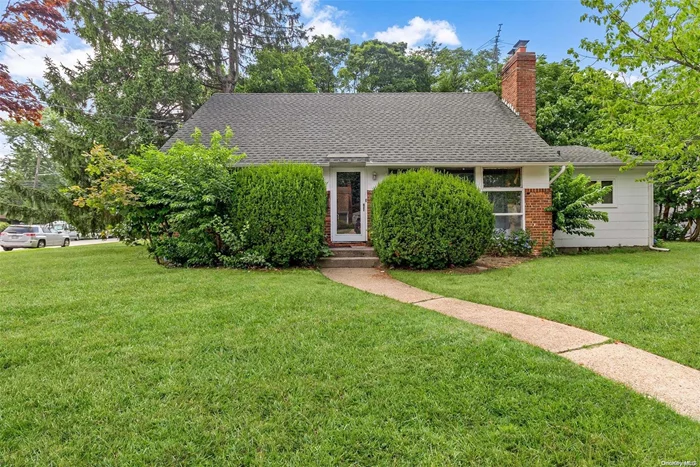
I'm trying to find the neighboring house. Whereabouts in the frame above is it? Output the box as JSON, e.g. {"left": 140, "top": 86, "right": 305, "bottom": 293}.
{"left": 163, "top": 41, "right": 655, "bottom": 252}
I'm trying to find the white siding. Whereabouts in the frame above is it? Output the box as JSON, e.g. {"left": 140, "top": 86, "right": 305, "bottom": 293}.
{"left": 522, "top": 165, "right": 549, "bottom": 188}
{"left": 554, "top": 167, "right": 653, "bottom": 248}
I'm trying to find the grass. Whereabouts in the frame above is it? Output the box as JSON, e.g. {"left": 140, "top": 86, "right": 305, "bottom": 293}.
{"left": 0, "top": 244, "right": 698, "bottom": 465}
{"left": 391, "top": 242, "right": 700, "bottom": 370}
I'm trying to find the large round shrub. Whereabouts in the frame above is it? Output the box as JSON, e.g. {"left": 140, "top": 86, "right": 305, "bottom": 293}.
{"left": 371, "top": 169, "right": 494, "bottom": 269}
{"left": 233, "top": 163, "right": 327, "bottom": 267}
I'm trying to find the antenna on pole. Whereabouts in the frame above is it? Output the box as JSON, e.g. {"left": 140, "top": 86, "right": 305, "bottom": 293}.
{"left": 493, "top": 24, "right": 503, "bottom": 79}
{"left": 493, "top": 23, "right": 503, "bottom": 79}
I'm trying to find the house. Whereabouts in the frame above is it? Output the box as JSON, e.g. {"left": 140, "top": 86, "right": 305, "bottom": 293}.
{"left": 163, "top": 41, "right": 655, "bottom": 252}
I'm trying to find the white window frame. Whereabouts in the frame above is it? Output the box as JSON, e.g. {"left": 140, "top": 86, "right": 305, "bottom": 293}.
{"left": 591, "top": 178, "right": 616, "bottom": 208}
{"left": 479, "top": 167, "right": 525, "bottom": 232}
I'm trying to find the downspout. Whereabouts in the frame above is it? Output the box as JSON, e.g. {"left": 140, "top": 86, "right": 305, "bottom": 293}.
{"left": 648, "top": 182, "right": 670, "bottom": 252}
{"left": 549, "top": 154, "right": 567, "bottom": 184}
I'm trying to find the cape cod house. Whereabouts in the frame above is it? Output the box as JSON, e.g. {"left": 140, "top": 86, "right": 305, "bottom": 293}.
{"left": 163, "top": 41, "right": 655, "bottom": 253}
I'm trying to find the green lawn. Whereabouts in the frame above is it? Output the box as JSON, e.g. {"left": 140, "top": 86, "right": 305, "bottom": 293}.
{"left": 0, "top": 245, "right": 698, "bottom": 465}
{"left": 391, "top": 242, "right": 700, "bottom": 370}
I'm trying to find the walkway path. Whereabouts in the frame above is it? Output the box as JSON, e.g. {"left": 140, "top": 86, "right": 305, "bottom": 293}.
{"left": 321, "top": 267, "right": 700, "bottom": 421}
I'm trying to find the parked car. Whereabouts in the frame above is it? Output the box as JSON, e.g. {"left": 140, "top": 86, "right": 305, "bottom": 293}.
{"left": 0, "top": 225, "right": 70, "bottom": 251}
{"left": 52, "top": 221, "right": 80, "bottom": 241}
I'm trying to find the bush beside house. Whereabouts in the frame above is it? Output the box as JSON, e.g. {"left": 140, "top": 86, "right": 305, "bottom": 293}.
{"left": 233, "top": 163, "right": 327, "bottom": 267}
{"left": 371, "top": 169, "right": 494, "bottom": 269}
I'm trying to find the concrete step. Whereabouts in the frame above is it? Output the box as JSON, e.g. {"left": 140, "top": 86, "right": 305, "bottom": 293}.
{"left": 329, "top": 247, "right": 377, "bottom": 258}
{"left": 318, "top": 256, "right": 381, "bottom": 268}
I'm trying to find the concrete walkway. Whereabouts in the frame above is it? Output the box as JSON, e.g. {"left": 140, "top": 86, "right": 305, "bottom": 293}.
{"left": 321, "top": 268, "right": 700, "bottom": 421}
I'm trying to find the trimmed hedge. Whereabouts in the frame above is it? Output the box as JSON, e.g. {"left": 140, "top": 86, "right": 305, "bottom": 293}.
{"left": 371, "top": 169, "right": 494, "bottom": 269}
{"left": 233, "top": 163, "right": 327, "bottom": 267}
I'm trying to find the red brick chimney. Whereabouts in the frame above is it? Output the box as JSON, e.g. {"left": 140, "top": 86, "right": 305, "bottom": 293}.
{"left": 501, "top": 40, "right": 536, "bottom": 131}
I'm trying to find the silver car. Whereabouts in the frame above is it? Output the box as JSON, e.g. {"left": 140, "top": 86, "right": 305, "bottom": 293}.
{"left": 0, "top": 224, "right": 71, "bottom": 251}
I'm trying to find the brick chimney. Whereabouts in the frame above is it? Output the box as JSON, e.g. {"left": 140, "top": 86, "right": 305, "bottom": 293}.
{"left": 501, "top": 40, "right": 536, "bottom": 131}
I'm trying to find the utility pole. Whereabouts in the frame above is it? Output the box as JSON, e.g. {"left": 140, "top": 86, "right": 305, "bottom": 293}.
{"left": 493, "top": 24, "right": 503, "bottom": 79}
{"left": 33, "top": 152, "right": 41, "bottom": 189}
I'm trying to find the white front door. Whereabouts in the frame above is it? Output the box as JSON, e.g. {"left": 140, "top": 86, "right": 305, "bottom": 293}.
{"left": 331, "top": 168, "right": 367, "bottom": 242}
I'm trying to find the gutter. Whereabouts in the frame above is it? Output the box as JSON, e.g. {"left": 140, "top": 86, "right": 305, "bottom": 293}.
{"left": 549, "top": 157, "right": 567, "bottom": 183}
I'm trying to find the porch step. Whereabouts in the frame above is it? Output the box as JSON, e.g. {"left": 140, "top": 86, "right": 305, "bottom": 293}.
{"left": 328, "top": 247, "right": 377, "bottom": 258}
{"left": 318, "top": 256, "right": 380, "bottom": 268}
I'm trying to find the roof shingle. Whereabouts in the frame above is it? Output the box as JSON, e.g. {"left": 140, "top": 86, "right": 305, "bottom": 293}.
{"left": 162, "top": 92, "right": 561, "bottom": 165}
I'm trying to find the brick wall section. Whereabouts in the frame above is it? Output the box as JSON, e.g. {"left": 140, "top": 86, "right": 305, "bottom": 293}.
{"left": 525, "top": 188, "right": 552, "bottom": 254}
{"left": 501, "top": 47, "right": 537, "bottom": 131}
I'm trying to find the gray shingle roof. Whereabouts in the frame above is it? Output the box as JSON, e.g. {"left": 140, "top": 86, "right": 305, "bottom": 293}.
{"left": 554, "top": 145, "right": 624, "bottom": 165}
{"left": 162, "top": 93, "right": 561, "bottom": 165}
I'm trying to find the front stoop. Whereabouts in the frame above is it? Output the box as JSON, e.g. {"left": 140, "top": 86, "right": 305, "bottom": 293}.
{"left": 318, "top": 247, "right": 380, "bottom": 268}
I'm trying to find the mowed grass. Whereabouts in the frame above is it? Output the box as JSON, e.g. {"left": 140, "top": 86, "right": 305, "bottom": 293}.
{"left": 391, "top": 242, "right": 700, "bottom": 370}
{"left": 0, "top": 245, "right": 698, "bottom": 465}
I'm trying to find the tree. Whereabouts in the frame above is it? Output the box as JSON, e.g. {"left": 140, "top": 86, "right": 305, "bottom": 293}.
{"left": 339, "top": 40, "right": 432, "bottom": 93}
{"left": 301, "top": 35, "right": 351, "bottom": 93}
{"left": 43, "top": 0, "right": 306, "bottom": 156}
{"left": 546, "top": 165, "right": 613, "bottom": 236}
{"left": 0, "top": 0, "right": 69, "bottom": 123}
{"left": 240, "top": 48, "right": 316, "bottom": 93}
{"left": 430, "top": 47, "right": 498, "bottom": 93}
{"left": 577, "top": 0, "right": 700, "bottom": 192}
{"left": 535, "top": 57, "right": 610, "bottom": 146}
{"left": 0, "top": 111, "right": 105, "bottom": 231}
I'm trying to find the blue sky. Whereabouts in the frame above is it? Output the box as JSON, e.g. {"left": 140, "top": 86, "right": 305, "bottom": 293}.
{"left": 297, "top": 0, "right": 604, "bottom": 63}
{"left": 1, "top": 0, "right": 606, "bottom": 89}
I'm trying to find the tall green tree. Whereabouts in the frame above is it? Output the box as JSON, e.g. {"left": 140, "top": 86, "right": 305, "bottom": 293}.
{"left": 577, "top": 0, "right": 700, "bottom": 192}
{"left": 240, "top": 48, "right": 317, "bottom": 93}
{"left": 301, "top": 35, "right": 351, "bottom": 93}
{"left": 430, "top": 46, "right": 498, "bottom": 93}
{"left": 535, "top": 57, "right": 612, "bottom": 146}
{"left": 339, "top": 40, "right": 432, "bottom": 92}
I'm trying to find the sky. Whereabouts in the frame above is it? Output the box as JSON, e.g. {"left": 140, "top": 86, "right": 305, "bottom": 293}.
{"left": 0, "top": 0, "right": 608, "bottom": 154}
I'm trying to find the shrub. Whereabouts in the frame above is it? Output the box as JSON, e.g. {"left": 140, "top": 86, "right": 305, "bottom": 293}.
{"left": 547, "top": 165, "right": 612, "bottom": 236}
{"left": 371, "top": 169, "right": 494, "bottom": 269}
{"left": 0, "top": 221, "right": 8, "bottom": 233}
{"left": 487, "top": 229, "right": 535, "bottom": 257}
{"left": 233, "top": 163, "right": 327, "bottom": 267}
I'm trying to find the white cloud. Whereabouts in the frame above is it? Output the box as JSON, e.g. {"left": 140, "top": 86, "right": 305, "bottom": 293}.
{"left": 374, "top": 17, "right": 460, "bottom": 49}
{"left": 297, "top": 0, "right": 349, "bottom": 39}
{"left": 2, "top": 39, "right": 92, "bottom": 82}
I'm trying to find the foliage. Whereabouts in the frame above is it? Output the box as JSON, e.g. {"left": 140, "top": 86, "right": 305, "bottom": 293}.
{"left": 654, "top": 183, "right": 700, "bottom": 241}
{"left": 424, "top": 44, "right": 499, "bottom": 93}
{"left": 0, "top": 221, "right": 8, "bottom": 232}
{"left": 0, "top": 0, "right": 69, "bottom": 123}
{"left": 339, "top": 40, "right": 432, "bottom": 92}
{"left": 539, "top": 240, "right": 559, "bottom": 257}
{"left": 233, "top": 163, "right": 327, "bottom": 267}
{"left": 392, "top": 242, "right": 700, "bottom": 369}
{"left": 535, "top": 57, "right": 612, "bottom": 146}
{"left": 240, "top": 48, "right": 317, "bottom": 93}
{"left": 577, "top": 0, "right": 700, "bottom": 192}
{"left": 73, "top": 128, "right": 244, "bottom": 266}
{"left": 301, "top": 35, "right": 351, "bottom": 93}
{"left": 487, "top": 229, "right": 535, "bottom": 257}
{"left": 371, "top": 169, "right": 494, "bottom": 269}
{"left": 546, "top": 165, "right": 612, "bottom": 236}
{"left": 0, "top": 111, "right": 107, "bottom": 233}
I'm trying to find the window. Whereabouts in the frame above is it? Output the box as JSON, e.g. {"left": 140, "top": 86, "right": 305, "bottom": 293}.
{"left": 482, "top": 168, "right": 523, "bottom": 234}
{"left": 598, "top": 180, "right": 614, "bottom": 205}
{"left": 388, "top": 168, "right": 412, "bottom": 175}
{"left": 435, "top": 167, "right": 475, "bottom": 183}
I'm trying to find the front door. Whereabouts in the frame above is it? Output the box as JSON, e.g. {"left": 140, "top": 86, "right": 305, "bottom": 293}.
{"left": 331, "top": 169, "right": 366, "bottom": 242}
